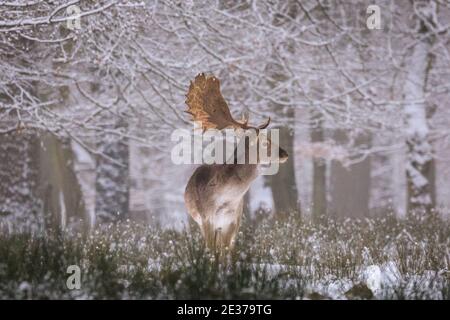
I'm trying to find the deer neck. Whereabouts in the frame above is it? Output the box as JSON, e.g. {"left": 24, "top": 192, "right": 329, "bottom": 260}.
{"left": 226, "top": 145, "right": 260, "bottom": 187}
{"left": 229, "top": 163, "right": 259, "bottom": 183}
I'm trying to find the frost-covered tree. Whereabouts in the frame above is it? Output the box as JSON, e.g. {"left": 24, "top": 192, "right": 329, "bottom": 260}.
{"left": 402, "top": 0, "right": 438, "bottom": 213}
{"left": 1, "top": 0, "right": 450, "bottom": 230}
{"left": 0, "top": 132, "right": 42, "bottom": 231}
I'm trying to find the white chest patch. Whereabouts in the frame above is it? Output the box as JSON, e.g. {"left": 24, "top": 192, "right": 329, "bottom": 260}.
{"left": 215, "top": 185, "right": 246, "bottom": 206}
{"left": 209, "top": 185, "right": 246, "bottom": 231}
{"left": 212, "top": 212, "right": 236, "bottom": 230}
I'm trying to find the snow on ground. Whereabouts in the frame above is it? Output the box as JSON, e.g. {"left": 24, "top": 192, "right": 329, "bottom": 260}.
{"left": 145, "top": 259, "right": 447, "bottom": 299}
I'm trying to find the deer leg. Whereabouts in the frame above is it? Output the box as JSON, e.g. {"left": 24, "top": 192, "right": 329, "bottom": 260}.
{"left": 214, "top": 227, "right": 223, "bottom": 253}
{"left": 226, "top": 200, "right": 244, "bottom": 250}
{"left": 202, "top": 220, "right": 221, "bottom": 253}
{"left": 219, "top": 221, "right": 240, "bottom": 251}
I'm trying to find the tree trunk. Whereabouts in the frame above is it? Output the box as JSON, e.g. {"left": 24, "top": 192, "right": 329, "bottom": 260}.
{"left": 39, "top": 133, "right": 86, "bottom": 231}
{"left": 311, "top": 112, "right": 327, "bottom": 224}
{"left": 403, "top": 1, "right": 436, "bottom": 214}
{"left": 265, "top": 124, "right": 299, "bottom": 216}
{"left": 329, "top": 130, "right": 371, "bottom": 219}
{"left": 95, "top": 122, "right": 130, "bottom": 224}
{"left": 263, "top": 1, "right": 300, "bottom": 217}
{"left": 0, "top": 132, "right": 43, "bottom": 231}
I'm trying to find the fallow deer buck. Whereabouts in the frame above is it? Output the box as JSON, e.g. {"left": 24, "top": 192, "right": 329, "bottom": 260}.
{"left": 184, "top": 73, "right": 288, "bottom": 253}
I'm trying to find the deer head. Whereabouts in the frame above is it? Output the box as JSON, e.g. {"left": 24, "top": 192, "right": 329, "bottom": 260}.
{"left": 185, "top": 73, "right": 288, "bottom": 165}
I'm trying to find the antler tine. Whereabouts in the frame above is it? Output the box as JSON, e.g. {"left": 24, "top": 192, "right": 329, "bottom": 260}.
{"left": 257, "top": 117, "right": 271, "bottom": 129}
{"left": 240, "top": 113, "right": 249, "bottom": 127}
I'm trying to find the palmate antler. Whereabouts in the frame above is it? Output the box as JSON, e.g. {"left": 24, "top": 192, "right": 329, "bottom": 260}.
{"left": 185, "top": 73, "right": 270, "bottom": 131}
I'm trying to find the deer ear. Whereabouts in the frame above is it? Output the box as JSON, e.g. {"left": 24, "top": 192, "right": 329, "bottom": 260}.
{"left": 258, "top": 117, "right": 271, "bottom": 129}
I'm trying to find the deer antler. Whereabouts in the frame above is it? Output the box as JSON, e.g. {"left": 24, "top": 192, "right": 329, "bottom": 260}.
{"left": 185, "top": 73, "right": 240, "bottom": 130}
{"left": 185, "top": 73, "right": 270, "bottom": 131}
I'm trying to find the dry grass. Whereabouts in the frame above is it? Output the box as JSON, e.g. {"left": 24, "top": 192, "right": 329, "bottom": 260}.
{"left": 0, "top": 212, "right": 449, "bottom": 299}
